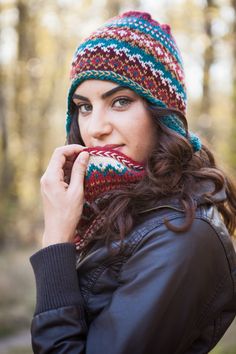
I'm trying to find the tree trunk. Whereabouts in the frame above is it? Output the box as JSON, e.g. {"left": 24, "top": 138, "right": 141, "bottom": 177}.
{"left": 231, "top": 0, "right": 236, "bottom": 170}
{"left": 15, "top": 0, "right": 36, "bottom": 140}
{"left": 232, "top": 0, "right": 236, "bottom": 117}
{"left": 0, "top": 3, "right": 17, "bottom": 246}
{"left": 105, "top": 0, "right": 140, "bottom": 18}
{"left": 200, "top": 0, "right": 217, "bottom": 141}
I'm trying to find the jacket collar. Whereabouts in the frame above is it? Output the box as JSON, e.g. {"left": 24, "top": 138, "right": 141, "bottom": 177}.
{"left": 139, "top": 180, "right": 226, "bottom": 214}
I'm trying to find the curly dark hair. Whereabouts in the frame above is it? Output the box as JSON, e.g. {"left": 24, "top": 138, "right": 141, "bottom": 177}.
{"left": 67, "top": 100, "right": 236, "bottom": 246}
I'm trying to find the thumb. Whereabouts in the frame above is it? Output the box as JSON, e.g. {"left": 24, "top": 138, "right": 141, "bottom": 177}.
{"left": 68, "top": 151, "right": 90, "bottom": 195}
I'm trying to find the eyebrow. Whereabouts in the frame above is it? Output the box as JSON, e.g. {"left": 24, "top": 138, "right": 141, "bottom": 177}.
{"left": 72, "top": 85, "right": 130, "bottom": 102}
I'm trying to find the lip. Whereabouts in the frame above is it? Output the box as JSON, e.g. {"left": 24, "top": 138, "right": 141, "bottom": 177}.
{"left": 103, "top": 144, "right": 124, "bottom": 150}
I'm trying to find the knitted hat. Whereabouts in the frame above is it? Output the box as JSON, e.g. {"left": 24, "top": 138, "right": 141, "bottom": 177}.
{"left": 67, "top": 11, "right": 201, "bottom": 152}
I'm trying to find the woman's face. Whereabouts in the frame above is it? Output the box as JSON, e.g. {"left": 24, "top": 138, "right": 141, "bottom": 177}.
{"left": 72, "top": 80, "right": 157, "bottom": 162}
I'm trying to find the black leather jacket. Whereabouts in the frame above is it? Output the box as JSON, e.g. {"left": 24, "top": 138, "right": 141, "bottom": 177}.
{"left": 30, "top": 193, "right": 236, "bottom": 354}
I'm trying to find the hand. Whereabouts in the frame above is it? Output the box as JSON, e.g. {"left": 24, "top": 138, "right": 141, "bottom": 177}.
{"left": 40, "top": 145, "right": 90, "bottom": 248}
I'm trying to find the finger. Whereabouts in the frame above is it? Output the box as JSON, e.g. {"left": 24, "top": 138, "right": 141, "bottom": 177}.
{"left": 68, "top": 151, "right": 90, "bottom": 196}
{"left": 46, "top": 145, "right": 85, "bottom": 180}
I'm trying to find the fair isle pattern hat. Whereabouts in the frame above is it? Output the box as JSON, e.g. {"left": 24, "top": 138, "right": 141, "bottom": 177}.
{"left": 66, "top": 11, "right": 201, "bottom": 152}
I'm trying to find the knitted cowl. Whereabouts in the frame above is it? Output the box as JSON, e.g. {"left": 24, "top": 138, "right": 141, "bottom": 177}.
{"left": 74, "top": 146, "right": 146, "bottom": 251}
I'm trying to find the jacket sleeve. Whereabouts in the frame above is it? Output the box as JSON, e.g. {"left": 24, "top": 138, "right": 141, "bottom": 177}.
{"left": 84, "top": 217, "right": 235, "bottom": 354}
{"left": 30, "top": 243, "right": 88, "bottom": 354}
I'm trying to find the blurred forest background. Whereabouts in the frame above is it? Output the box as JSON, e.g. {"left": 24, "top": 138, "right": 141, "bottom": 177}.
{"left": 0, "top": 0, "right": 236, "bottom": 353}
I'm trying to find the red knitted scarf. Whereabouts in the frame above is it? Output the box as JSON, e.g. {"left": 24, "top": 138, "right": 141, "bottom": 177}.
{"left": 74, "top": 146, "right": 146, "bottom": 251}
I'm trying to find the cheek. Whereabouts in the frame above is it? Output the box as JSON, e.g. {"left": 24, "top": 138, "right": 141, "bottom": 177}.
{"left": 129, "top": 122, "right": 156, "bottom": 161}
{"left": 133, "top": 118, "right": 156, "bottom": 146}
{"left": 78, "top": 120, "right": 88, "bottom": 143}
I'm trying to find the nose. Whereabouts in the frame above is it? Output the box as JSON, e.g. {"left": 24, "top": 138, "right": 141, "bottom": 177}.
{"left": 87, "top": 108, "right": 112, "bottom": 140}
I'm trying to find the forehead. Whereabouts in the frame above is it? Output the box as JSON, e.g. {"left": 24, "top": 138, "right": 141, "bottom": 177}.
{"left": 74, "top": 79, "right": 130, "bottom": 95}
{"left": 74, "top": 80, "right": 141, "bottom": 98}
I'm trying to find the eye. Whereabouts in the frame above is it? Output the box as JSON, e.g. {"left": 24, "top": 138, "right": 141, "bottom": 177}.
{"left": 112, "top": 97, "right": 132, "bottom": 108}
{"left": 78, "top": 103, "right": 92, "bottom": 114}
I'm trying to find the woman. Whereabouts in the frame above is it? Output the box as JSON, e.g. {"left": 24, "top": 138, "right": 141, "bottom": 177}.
{"left": 30, "top": 11, "right": 236, "bottom": 354}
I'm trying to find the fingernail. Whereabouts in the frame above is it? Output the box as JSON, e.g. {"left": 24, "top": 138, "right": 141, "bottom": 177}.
{"left": 79, "top": 151, "right": 89, "bottom": 163}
